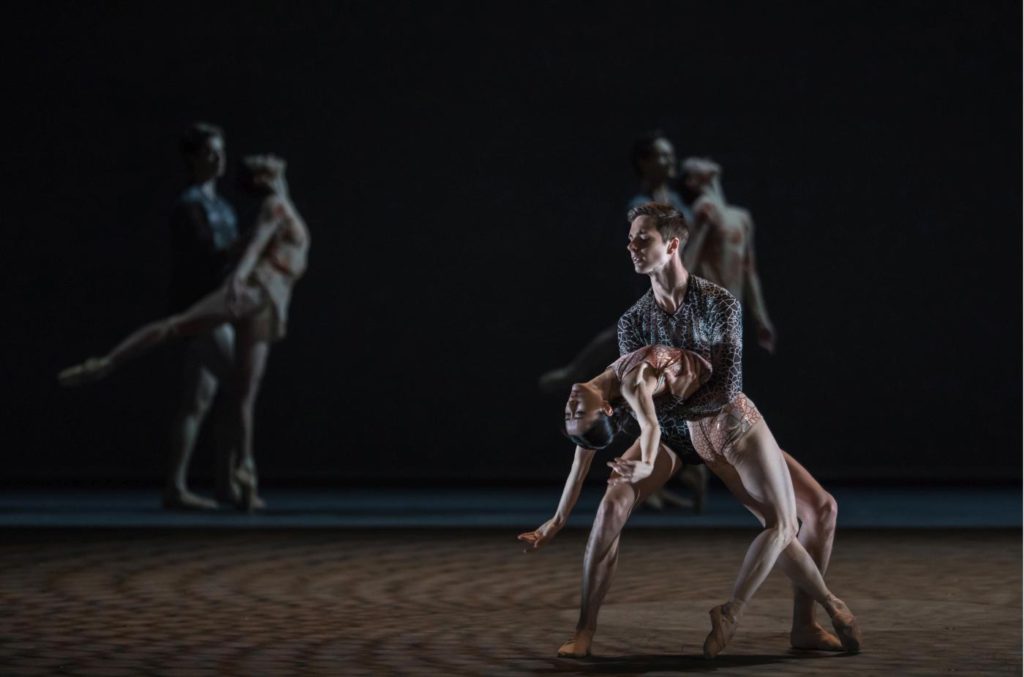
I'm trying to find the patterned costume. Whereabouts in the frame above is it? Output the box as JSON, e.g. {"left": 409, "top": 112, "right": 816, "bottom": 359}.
{"left": 168, "top": 185, "right": 238, "bottom": 312}
{"left": 616, "top": 275, "right": 744, "bottom": 463}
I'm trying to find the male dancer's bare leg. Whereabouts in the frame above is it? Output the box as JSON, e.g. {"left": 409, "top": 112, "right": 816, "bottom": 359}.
{"left": 164, "top": 325, "right": 235, "bottom": 511}
{"left": 559, "top": 440, "right": 682, "bottom": 658}
{"left": 703, "top": 425, "right": 860, "bottom": 657}
{"left": 784, "top": 451, "right": 842, "bottom": 650}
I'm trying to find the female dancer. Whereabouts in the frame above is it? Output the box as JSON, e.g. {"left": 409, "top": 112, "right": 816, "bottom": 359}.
{"left": 58, "top": 154, "right": 309, "bottom": 509}
{"left": 518, "top": 344, "right": 861, "bottom": 659}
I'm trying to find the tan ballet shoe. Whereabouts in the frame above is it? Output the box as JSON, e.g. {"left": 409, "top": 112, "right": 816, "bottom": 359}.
{"left": 790, "top": 623, "right": 845, "bottom": 651}
{"left": 703, "top": 603, "right": 739, "bottom": 659}
{"left": 557, "top": 630, "right": 593, "bottom": 658}
{"left": 57, "top": 357, "right": 112, "bottom": 387}
{"left": 825, "top": 597, "right": 862, "bottom": 653}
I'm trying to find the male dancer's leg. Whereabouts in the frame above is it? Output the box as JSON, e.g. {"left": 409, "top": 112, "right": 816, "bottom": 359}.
{"left": 784, "top": 451, "right": 841, "bottom": 650}
{"left": 703, "top": 424, "right": 860, "bottom": 656}
{"left": 559, "top": 440, "right": 682, "bottom": 657}
{"left": 165, "top": 324, "right": 235, "bottom": 510}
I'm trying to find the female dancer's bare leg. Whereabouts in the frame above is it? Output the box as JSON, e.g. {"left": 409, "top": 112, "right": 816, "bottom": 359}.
{"left": 559, "top": 440, "right": 682, "bottom": 658}
{"left": 228, "top": 315, "right": 270, "bottom": 511}
{"left": 58, "top": 286, "right": 241, "bottom": 385}
{"left": 704, "top": 423, "right": 860, "bottom": 657}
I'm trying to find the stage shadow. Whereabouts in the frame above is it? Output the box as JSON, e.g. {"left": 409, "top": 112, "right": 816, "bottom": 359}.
{"left": 528, "top": 649, "right": 849, "bottom": 674}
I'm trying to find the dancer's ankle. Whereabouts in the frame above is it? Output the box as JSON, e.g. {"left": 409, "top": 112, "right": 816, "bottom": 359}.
{"left": 724, "top": 599, "right": 746, "bottom": 620}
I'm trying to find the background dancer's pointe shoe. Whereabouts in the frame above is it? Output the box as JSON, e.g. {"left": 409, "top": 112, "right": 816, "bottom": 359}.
{"left": 825, "top": 597, "right": 862, "bottom": 653}
{"left": 790, "top": 624, "right": 844, "bottom": 651}
{"left": 703, "top": 604, "right": 738, "bottom": 659}
{"left": 557, "top": 631, "right": 593, "bottom": 658}
{"left": 162, "top": 490, "right": 219, "bottom": 511}
{"left": 233, "top": 461, "right": 266, "bottom": 512}
{"left": 57, "top": 357, "right": 111, "bottom": 387}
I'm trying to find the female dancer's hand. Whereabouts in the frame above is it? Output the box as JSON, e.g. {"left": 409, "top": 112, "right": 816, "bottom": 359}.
{"left": 517, "top": 518, "right": 562, "bottom": 553}
{"left": 607, "top": 458, "right": 654, "bottom": 485}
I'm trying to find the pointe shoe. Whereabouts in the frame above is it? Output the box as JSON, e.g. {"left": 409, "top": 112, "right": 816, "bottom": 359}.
{"left": 58, "top": 357, "right": 112, "bottom": 387}
{"left": 825, "top": 597, "right": 862, "bottom": 653}
{"left": 557, "top": 631, "right": 593, "bottom": 658}
{"left": 162, "top": 490, "right": 219, "bottom": 511}
{"left": 790, "top": 623, "right": 845, "bottom": 651}
{"left": 233, "top": 461, "right": 266, "bottom": 512}
{"left": 703, "top": 604, "right": 739, "bottom": 659}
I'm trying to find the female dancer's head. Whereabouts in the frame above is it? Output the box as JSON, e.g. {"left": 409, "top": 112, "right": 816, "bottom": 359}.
{"left": 680, "top": 156, "right": 721, "bottom": 199}
{"left": 626, "top": 202, "right": 689, "bottom": 275}
{"left": 563, "top": 383, "right": 621, "bottom": 450}
{"left": 240, "top": 154, "right": 287, "bottom": 195}
{"left": 180, "top": 122, "right": 226, "bottom": 183}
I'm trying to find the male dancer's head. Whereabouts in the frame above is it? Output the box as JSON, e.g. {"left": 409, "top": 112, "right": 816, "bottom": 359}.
{"left": 631, "top": 130, "right": 677, "bottom": 189}
{"left": 626, "top": 202, "right": 689, "bottom": 276}
{"left": 180, "top": 122, "right": 227, "bottom": 185}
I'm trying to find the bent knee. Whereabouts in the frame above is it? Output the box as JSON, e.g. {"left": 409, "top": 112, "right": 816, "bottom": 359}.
{"left": 766, "top": 518, "right": 799, "bottom": 546}
{"left": 595, "top": 489, "right": 633, "bottom": 522}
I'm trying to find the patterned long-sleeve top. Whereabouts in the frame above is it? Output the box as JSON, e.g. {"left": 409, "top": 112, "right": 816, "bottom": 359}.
{"left": 616, "top": 275, "right": 743, "bottom": 453}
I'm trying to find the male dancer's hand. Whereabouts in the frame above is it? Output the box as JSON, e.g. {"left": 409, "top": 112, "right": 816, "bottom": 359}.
{"left": 517, "top": 518, "right": 561, "bottom": 553}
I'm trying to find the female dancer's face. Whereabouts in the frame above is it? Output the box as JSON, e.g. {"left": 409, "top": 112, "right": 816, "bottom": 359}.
{"left": 564, "top": 384, "right": 613, "bottom": 438}
{"left": 627, "top": 216, "right": 677, "bottom": 274}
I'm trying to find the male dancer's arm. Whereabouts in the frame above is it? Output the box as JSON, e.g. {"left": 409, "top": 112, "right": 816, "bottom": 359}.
{"left": 683, "top": 290, "right": 743, "bottom": 415}
{"left": 741, "top": 213, "right": 776, "bottom": 353}
{"left": 517, "top": 446, "right": 596, "bottom": 552}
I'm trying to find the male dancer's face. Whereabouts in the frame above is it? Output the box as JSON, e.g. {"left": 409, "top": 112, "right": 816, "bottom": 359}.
{"left": 627, "top": 216, "right": 678, "bottom": 275}
{"left": 640, "top": 138, "right": 677, "bottom": 183}
{"left": 188, "top": 135, "right": 227, "bottom": 182}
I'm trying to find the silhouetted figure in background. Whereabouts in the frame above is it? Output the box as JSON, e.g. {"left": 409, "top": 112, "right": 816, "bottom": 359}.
{"left": 539, "top": 131, "right": 707, "bottom": 511}
{"left": 60, "top": 155, "right": 309, "bottom": 512}
{"left": 681, "top": 157, "right": 776, "bottom": 353}
{"left": 626, "top": 130, "right": 693, "bottom": 221}
{"left": 164, "top": 122, "right": 240, "bottom": 510}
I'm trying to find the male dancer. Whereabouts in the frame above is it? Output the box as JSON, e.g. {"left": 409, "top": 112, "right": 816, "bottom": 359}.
{"left": 627, "top": 130, "right": 693, "bottom": 221}
{"left": 539, "top": 131, "right": 707, "bottom": 511}
{"left": 522, "top": 203, "right": 843, "bottom": 655}
{"left": 164, "top": 122, "right": 241, "bottom": 510}
{"left": 680, "top": 157, "right": 775, "bottom": 353}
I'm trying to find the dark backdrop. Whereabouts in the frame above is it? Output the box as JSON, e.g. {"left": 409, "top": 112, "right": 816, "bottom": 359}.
{"left": 4, "top": 0, "right": 1020, "bottom": 484}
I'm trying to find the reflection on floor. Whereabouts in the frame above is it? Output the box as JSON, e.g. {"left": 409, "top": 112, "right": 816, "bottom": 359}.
{"left": 0, "top": 484, "right": 1018, "bottom": 528}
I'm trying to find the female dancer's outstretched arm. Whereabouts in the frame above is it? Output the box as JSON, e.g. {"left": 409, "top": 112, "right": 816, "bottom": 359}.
{"left": 608, "top": 367, "right": 659, "bottom": 486}
{"left": 517, "top": 446, "right": 596, "bottom": 552}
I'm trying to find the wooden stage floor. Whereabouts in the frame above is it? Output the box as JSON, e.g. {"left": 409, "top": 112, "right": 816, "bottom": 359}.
{"left": 0, "top": 528, "right": 1019, "bottom": 675}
